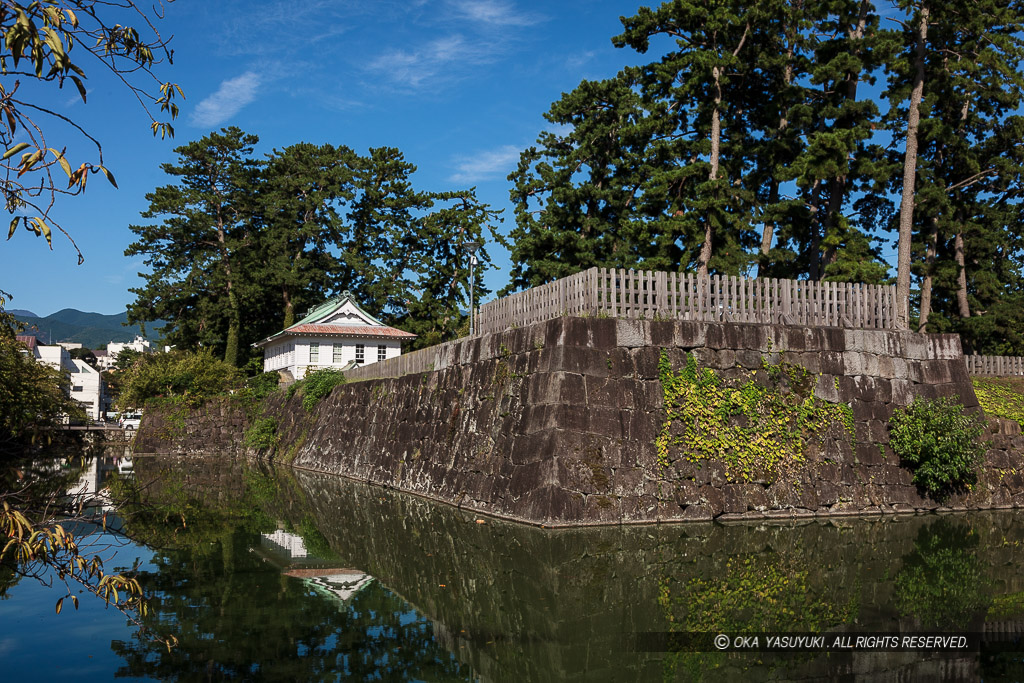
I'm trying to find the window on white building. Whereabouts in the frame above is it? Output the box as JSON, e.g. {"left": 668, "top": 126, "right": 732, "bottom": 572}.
{"left": 355, "top": 344, "right": 364, "bottom": 365}
{"left": 72, "top": 386, "right": 83, "bottom": 392}
{"left": 333, "top": 344, "right": 344, "bottom": 363}
{"left": 310, "top": 342, "right": 319, "bottom": 363}
{"left": 378, "top": 345, "right": 387, "bottom": 362}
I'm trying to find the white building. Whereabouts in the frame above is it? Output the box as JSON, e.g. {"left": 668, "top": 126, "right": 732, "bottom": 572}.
{"left": 253, "top": 291, "right": 415, "bottom": 380}
{"left": 17, "top": 336, "right": 109, "bottom": 420}
{"left": 99, "top": 335, "right": 154, "bottom": 370}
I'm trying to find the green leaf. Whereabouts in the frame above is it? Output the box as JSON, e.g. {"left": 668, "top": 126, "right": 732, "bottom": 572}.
{"left": 7, "top": 216, "right": 18, "bottom": 240}
{"left": 98, "top": 166, "right": 117, "bottom": 189}
{"left": 1, "top": 142, "right": 30, "bottom": 160}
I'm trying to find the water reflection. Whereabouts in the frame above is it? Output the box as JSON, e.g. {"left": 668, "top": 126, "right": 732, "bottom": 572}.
{"left": 112, "top": 455, "right": 1024, "bottom": 682}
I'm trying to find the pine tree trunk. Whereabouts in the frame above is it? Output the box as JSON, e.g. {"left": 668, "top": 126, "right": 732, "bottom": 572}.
{"left": 760, "top": 180, "right": 778, "bottom": 257}
{"left": 895, "top": 4, "right": 929, "bottom": 329}
{"left": 918, "top": 216, "right": 938, "bottom": 332}
{"left": 699, "top": 68, "right": 722, "bottom": 280}
{"left": 283, "top": 289, "right": 295, "bottom": 329}
{"left": 760, "top": 22, "right": 796, "bottom": 264}
{"left": 955, "top": 229, "right": 971, "bottom": 318}
{"left": 808, "top": 180, "right": 823, "bottom": 281}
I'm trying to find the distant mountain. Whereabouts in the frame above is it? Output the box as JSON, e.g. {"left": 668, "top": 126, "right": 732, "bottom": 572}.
{"left": 12, "top": 309, "right": 165, "bottom": 349}
{"left": 6, "top": 308, "right": 38, "bottom": 318}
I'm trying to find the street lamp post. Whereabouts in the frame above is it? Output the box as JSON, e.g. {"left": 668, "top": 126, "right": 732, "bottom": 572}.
{"left": 461, "top": 241, "right": 481, "bottom": 336}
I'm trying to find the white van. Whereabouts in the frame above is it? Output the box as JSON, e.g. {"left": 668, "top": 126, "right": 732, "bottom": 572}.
{"left": 119, "top": 412, "right": 143, "bottom": 430}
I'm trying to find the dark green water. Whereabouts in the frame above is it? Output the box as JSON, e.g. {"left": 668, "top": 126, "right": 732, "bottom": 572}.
{"left": 4, "top": 453, "right": 1024, "bottom": 681}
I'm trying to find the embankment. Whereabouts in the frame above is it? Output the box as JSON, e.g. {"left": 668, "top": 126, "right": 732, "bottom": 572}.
{"left": 134, "top": 317, "right": 1024, "bottom": 526}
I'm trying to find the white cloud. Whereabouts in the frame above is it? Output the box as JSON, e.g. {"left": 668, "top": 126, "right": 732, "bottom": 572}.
{"left": 450, "top": 144, "right": 521, "bottom": 183}
{"left": 451, "top": 0, "right": 542, "bottom": 27}
{"left": 369, "top": 35, "right": 487, "bottom": 88}
{"left": 190, "top": 72, "right": 262, "bottom": 128}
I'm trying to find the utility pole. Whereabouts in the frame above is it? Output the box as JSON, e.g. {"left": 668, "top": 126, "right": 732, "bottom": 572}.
{"left": 461, "top": 241, "right": 481, "bottom": 336}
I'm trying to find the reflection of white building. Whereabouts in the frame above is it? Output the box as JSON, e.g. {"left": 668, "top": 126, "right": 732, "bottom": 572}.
{"left": 17, "top": 336, "right": 110, "bottom": 420}
{"left": 304, "top": 572, "right": 374, "bottom": 603}
{"left": 261, "top": 529, "right": 309, "bottom": 558}
{"left": 69, "top": 455, "right": 133, "bottom": 510}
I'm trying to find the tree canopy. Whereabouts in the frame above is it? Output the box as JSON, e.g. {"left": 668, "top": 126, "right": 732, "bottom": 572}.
{"left": 126, "top": 129, "right": 504, "bottom": 365}
{"left": 507, "top": 0, "right": 1024, "bottom": 353}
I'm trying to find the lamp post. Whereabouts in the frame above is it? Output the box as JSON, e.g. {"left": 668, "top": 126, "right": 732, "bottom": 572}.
{"left": 461, "top": 241, "right": 481, "bottom": 336}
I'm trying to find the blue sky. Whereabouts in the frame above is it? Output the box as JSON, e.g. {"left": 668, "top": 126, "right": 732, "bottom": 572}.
{"left": 0, "top": 0, "right": 658, "bottom": 317}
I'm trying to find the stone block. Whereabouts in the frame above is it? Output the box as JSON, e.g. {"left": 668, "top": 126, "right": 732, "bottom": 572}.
{"left": 855, "top": 442, "right": 885, "bottom": 465}
{"left": 649, "top": 321, "right": 675, "bottom": 347}
{"left": 588, "top": 406, "right": 625, "bottom": 439}
{"left": 815, "top": 481, "right": 842, "bottom": 507}
{"left": 819, "top": 351, "right": 844, "bottom": 374}
{"left": 672, "top": 479, "right": 702, "bottom": 506}
{"left": 616, "top": 319, "right": 650, "bottom": 347}
{"left": 705, "top": 324, "right": 728, "bottom": 349}
{"left": 673, "top": 322, "right": 707, "bottom": 348}
{"left": 919, "top": 360, "right": 953, "bottom": 384}
{"left": 766, "top": 480, "right": 801, "bottom": 508}
{"left": 814, "top": 375, "right": 840, "bottom": 403}
{"left": 722, "top": 484, "right": 747, "bottom": 514}
{"left": 585, "top": 376, "right": 625, "bottom": 409}
{"left": 735, "top": 349, "right": 762, "bottom": 370}
{"left": 715, "top": 349, "right": 737, "bottom": 369}
{"left": 681, "top": 503, "right": 714, "bottom": 521}
{"left": 890, "top": 379, "right": 915, "bottom": 406}
{"left": 699, "top": 485, "right": 725, "bottom": 517}
{"left": 928, "top": 334, "right": 963, "bottom": 360}
{"left": 631, "top": 346, "right": 662, "bottom": 379}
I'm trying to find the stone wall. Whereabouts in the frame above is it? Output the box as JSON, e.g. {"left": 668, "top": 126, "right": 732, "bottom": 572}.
{"left": 134, "top": 317, "right": 1024, "bottom": 526}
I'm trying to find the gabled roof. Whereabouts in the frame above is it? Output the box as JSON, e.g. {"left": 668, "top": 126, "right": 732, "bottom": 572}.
{"left": 253, "top": 291, "right": 416, "bottom": 348}
{"left": 15, "top": 334, "right": 39, "bottom": 350}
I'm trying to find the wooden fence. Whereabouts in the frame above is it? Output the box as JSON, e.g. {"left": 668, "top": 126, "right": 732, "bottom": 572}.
{"left": 966, "top": 355, "right": 1024, "bottom": 376}
{"left": 476, "top": 267, "right": 901, "bottom": 336}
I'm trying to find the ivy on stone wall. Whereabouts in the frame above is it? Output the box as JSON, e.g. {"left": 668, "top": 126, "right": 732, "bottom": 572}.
{"left": 972, "top": 377, "right": 1024, "bottom": 428}
{"left": 655, "top": 350, "right": 854, "bottom": 483}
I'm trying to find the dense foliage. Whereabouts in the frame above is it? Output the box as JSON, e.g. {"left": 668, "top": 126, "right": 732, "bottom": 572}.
{"left": 126, "top": 129, "right": 505, "bottom": 366}
{"left": 508, "top": 0, "right": 1024, "bottom": 352}
{"left": 116, "top": 349, "right": 243, "bottom": 410}
{"left": 888, "top": 396, "right": 987, "bottom": 498}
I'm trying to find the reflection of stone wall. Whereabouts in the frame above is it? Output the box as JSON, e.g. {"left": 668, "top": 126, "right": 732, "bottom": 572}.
{"left": 138, "top": 457, "right": 1024, "bottom": 683}
{"left": 135, "top": 317, "right": 1024, "bottom": 525}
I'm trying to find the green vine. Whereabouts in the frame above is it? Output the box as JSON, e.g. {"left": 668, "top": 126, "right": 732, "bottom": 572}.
{"left": 972, "top": 376, "right": 1024, "bottom": 427}
{"left": 656, "top": 350, "right": 854, "bottom": 482}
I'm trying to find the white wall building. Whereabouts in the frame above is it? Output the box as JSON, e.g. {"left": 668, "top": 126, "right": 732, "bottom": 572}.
{"left": 17, "top": 336, "right": 109, "bottom": 420}
{"left": 253, "top": 291, "right": 415, "bottom": 380}
{"left": 99, "top": 335, "right": 154, "bottom": 370}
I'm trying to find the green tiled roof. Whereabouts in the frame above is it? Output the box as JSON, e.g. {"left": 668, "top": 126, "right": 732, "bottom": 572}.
{"left": 290, "top": 291, "right": 386, "bottom": 329}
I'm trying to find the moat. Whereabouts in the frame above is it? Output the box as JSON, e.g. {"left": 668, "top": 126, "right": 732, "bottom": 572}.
{"left": 3, "top": 453, "right": 1024, "bottom": 681}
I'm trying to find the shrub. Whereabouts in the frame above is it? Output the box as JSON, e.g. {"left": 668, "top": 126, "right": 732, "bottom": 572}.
{"left": 236, "top": 372, "right": 280, "bottom": 410}
{"left": 117, "top": 349, "right": 243, "bottom": 409}
{"left": 244, "top": 417, "right": 279, "bottom": 451}
{"left": 295, "top": 368, "right": 346, "bottom": 412}
{"left": 888, "top": 397, "right": 986, "bottom": 499}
